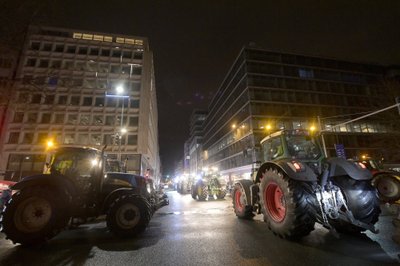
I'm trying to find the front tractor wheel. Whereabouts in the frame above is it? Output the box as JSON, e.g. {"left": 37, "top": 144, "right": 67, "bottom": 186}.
{"left": 0, "top": 187, "right": 68, "bottom": 246}
{"left": 196, "top": 184, "right": 209, "bottom": 201}
{"left": 260, "top": 168, "right": 316, "bottom": 239}
{"left": 106, "top": 194, "right": 152, "bottom": 237}
{"left": 232, "top": 183, "right": 254, "bottom": 219}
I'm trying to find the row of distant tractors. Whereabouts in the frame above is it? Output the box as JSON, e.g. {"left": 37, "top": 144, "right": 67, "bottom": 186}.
{"left": 179, "top": 129, "right": 399, "bottom": 239}
{"left": 176, "top": 173, "right": 227, "bottom": 201}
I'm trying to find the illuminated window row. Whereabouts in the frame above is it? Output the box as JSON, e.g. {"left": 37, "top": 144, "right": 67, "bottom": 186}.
{"left": 73, "top": 32, "right": 143, "bottom": 46}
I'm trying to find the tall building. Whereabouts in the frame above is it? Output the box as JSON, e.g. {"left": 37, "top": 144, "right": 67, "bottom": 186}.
{"left": 0, "top": 44, "right": 19, "bottom": 171}
{"left": 187, "top": 109, "right": 207, "bottom": 177}
{"left": 0, "top": 26, "right": 160, "bottom": 183}
{"left": 201, "top": 45, "right": 400, "bottom": 182}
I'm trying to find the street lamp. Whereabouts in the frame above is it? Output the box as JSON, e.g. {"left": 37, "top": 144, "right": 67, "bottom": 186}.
{"left": 105, "top": 85, "right": 129, "bottom": 161}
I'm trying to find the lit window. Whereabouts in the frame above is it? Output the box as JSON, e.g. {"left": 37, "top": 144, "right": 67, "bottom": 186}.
{"left": 125, "top": 38, "right": 135, "bottom": 45}
{"left": 73, "top": 33, "right": 83, "bottom": 39}
{"left": 104, "top": 36, "right": 113, "bottom": 42}
{"left": 93, "top": 35, "right": 103, "bottom": 41}
{"left": 82, "top": 34, "right": 93, "bottom": 40}
{"left": 116, "top": 37, "right": 125, "bottom": 43}
{"left": 135, "top": 40, "right": 143, "bottom": 45}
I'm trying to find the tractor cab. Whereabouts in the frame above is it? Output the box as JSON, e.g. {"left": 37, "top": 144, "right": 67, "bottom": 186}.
{"left": 260, "top": 129, "right": 323, "bottom": 162}
{"left": 48, "top": 146, "right": 104, "bottom": 195}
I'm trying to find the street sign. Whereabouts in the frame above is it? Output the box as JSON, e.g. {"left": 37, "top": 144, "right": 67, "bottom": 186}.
{"left": 334, "top": 144, "right": 346, "bottom": 159}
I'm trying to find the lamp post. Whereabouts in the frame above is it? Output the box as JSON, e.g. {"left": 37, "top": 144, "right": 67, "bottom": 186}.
{"left": 106, "top": 85, "right": 129, "bottom": 161}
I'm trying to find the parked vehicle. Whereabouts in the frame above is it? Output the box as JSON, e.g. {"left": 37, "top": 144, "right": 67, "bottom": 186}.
{"left": 232, "top": 129, "right": 381, "bottom": 239}
{"left": 0, "top": 146, "right": 168, "bottom": 246}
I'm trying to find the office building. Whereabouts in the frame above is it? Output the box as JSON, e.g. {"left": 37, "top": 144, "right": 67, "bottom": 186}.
{"left": 0, "top": 26, "right": 160, "bottom": 183}
{"left": 201, "top": 45, "right": 400, "bottom": 181}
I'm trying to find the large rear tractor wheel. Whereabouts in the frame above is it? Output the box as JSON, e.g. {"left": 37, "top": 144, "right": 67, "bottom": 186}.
{"left": 0, "top": 187, "right": 69, "bottom": 246}
{"left": 332, "top": 177, "right": 381, "bottom": 234}
{"left": 197, "top": 184, "right": 209, "bottom": 201}
{"left": 232, "top": 183, "right": 254, "bottom": 219}
{"left": 106, "top": 194, "right": 152, "bottom": 237}
{"left": 260, "top": 168, "right": 316, "bottom": 239}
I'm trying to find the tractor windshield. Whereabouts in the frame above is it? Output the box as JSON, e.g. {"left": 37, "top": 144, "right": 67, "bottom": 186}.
{"left": 50, "top": 149, "right": 101, "bottom": 179}
{"left": 285, "top": 135, "right": 322, "bottom": 160}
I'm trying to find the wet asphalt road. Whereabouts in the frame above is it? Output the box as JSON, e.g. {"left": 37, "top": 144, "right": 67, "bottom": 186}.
{"left": 0, "top": 190, "right": 399, "bottom": 266}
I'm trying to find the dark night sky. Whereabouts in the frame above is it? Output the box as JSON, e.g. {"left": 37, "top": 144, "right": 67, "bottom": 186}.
{"left": 3, "top": 1, "right": 400, "bottom": 174}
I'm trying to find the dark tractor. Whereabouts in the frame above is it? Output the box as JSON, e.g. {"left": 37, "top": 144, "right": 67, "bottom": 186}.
{"left": 232, "top": 129, "right": 381, "bottom": 239}
{"left": 191, "top": 174, "right": 227, "bottom": 201}
{"left": 0, "top": 146, "right": 168, "bottom": 246}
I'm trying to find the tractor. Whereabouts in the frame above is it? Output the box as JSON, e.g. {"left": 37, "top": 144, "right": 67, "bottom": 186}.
{"left": 191, "top": 174, "right": 227, "bottom": 201}
{"left": 0, "top": 146, "right": 168, "bottom": 246}
{"left": 232, "top": 129, "right": 381, "bottom": 239}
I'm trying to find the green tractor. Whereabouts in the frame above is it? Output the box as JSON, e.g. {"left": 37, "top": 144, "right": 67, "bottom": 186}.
{"left": 191, "top": 174, "right": 227, "bottom": 201}
{"left": 232, "top": 129, "right": 381, "bottom": 238}
{"left": 0, "top": 146, "right": 168, "bottom": 246}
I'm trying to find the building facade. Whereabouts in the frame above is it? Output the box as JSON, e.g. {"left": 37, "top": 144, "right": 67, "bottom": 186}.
{"left": 187, "top": 109, "right": 207, "bottom": 177}
{"left": 201, "top": 46, "right": 400, "bottom": 182}
{"left": 0, "top": 26, "right": 160, "bottom": 183}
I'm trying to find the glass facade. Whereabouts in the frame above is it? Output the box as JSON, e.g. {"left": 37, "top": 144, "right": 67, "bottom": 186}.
{"left": 200, "top": 47, "right": 400, "bottom": 181}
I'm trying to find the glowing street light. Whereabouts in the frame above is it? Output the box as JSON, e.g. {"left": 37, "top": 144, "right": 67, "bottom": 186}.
{"left": 105, "top": 85, "right": 130, "bottom": 161}
{"left": 46, "top": 139, "right": 54, "bottom": 149}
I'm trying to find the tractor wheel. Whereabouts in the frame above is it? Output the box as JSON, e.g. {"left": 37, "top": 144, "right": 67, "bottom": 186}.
{"left": 216, "top": 189, "right": 226, "bottom": 199}
{"left": 232, "top": 183, "right": 254, "bottom": 219}
{"left": 0, "top": 187, "right": 69, "bottom": 246}
{"left": 260, "top": 168, "right": 317, "bottom": 239}
{"left": 332, "top": 177, "right": 381, "bottom": 234}
{"left": 197, "top": 184, "right": 208, "bottom": 201}
{"left": 191, "top": 185, "right": 197, "bottom": 199}
{"left": 373, "top": 173, "right": 400, "bottom": 203}
{"left": 106, "top": 194, "right": 151, "bottom": 237}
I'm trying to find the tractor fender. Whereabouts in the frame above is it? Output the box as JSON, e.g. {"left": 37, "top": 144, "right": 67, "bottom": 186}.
{"left": 11, "top": 174, "right": 79, "bottom": 197}
{"left": 327, "top": 157, "right": 372, "bottom": 180}
{"left": 235, "top": 179, "right": 255, "bottom": 206}
{"left": 102, "top": 188, "right": 141, "bottom": 213}
{"left": 256, "top": 160, "right": 318, "bottom": 182}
